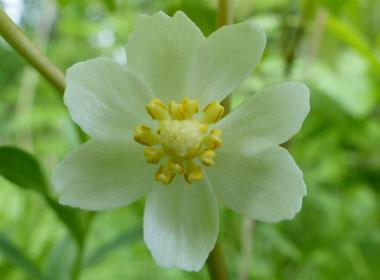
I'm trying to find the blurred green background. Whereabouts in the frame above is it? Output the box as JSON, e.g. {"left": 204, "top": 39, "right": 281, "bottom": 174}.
{"left": 1, "top": 0, "right": 380, "bottom": 279}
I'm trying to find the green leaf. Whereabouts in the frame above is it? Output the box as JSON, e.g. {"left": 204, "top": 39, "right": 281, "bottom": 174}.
{"left": 326, "top": 15, "right": 380, "bottom": 74}
{"left": 82, "top": 227, "right": 142, "bottom": 268}
{"left": 0, "top": 234, "right": 46, "bottom": 280}
{"left": 102, "top": 0, "right": 116, "bottom": 11}
{"left": 167, "top": 2, "right": 216, "bottom": 36}
{"left": 0, "top": 146, "right": 47, "bottom": 193}
{"left": 260, "top": 224, "right": 302, "bottom": 261}
{"left": 0, "top": 146, "right": 84, "bottom": 245}
{"left": 44, "top": 196, "right": 85, "bottom": 245}
{"left": 45, "top": 236, "right": 77, "bottom": 280}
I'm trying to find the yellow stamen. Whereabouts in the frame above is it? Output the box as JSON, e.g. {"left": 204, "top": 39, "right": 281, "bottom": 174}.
{"left": 200, "top": 150, "right": 216, "bottom": 166}
{"left": 133, "top": 125, "right": 161, "bottom": 146}
{"left": 202, "top": 101, "right": 224, "bottom": 124}
{"left": 155, "top": 161, "right": 185, "bottom": 185}
{"left": 144, "top": 148, "right": 165, "bottom": 164}
{"left": 181, "top": 98, "right": 198, "bottom": 120}
{"left": 194, "top": 120, "right": 208, "bottom": 134}
{"left": 168, "top": 98, "right": 199, "bottom": 120}
{"left": 202, "top": 129, "right": 222, "bottom": 150}
{"left": 184, "top": 160, "right": 203, "bottom": 184}
{"left": 168, "top": 101, "right": 185, "bottom": 120}
{"left": 146, "top": 98, "right": 169, "bottom": 121}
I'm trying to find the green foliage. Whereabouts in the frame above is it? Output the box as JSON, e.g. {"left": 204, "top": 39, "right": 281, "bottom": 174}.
{"left": 0, "top": 234, "right": 46, "bottom": 280}
{"left": 0, "top": 146, "right": 84, "bottom": 245}
{"left": 0, "top": 146, "right": 48, "bottom": 193}
{"left": 83, "top": 227, "right": 142, "bottom": 268}
{"left": 44, "top": 237, "right": 77, "bottom": 280}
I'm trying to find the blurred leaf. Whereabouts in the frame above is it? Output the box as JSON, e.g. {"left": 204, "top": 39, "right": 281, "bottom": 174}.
{"left": 260, "top": 224, "right": 302, "bottom": 261}
{"left": 44, "top": 197, "right": 84, "bottom": 245}
{"left": 82, "top": 227, "right": 142, "bottom": 268}
{"left": 56, "top": 0, "right": 72, "bottom": 6}
{"left": 45, "top": 236, "right": 77, "bottom": 280}
{"left": 102, "top": 0, "right": 116, "bottom": 11}
{"left": 315, "top": 0, "right": 348, "bottom": 14}
{"left": 167, "top": 2, "right": 216, "bottom": 36}
{"left": 326, "top": 15, "right": 380, "bottom": 73}
{"left": 0, "top": 234, "right": 46, "bottom": 280}
{"left": 0, "top": 146, "right": 48, "bottom": 193}
{"left": 309, "top": 53, "right": 376, "bottom": 117}
{"left": 0, "top": 146, "right": 84, "bottom": 245}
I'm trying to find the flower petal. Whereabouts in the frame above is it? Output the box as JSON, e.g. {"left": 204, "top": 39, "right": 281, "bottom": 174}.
{"left": 185, "top": 22, "right": 266, "bottom": 108}
{"left": 126, "top": 11, "right": 205, "bottom": 104}
{"left": 64, "top": 57, "right": 155, "bottom": 142}
{"left": 144, "top": 177, "right": 218, "bottom": 271}
{"left": 51, "top": 140, "right": 156, "bottom": 210}
{"left": 216, "top": 82, "right": 310, "bottom": 156}
{"left": 206, "top": 146, "right": 306, "bottom": 223}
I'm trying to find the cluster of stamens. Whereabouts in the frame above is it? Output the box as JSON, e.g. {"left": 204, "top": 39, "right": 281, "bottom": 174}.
{"left": 133, "top": 98, "right": 224, "bottom": 185}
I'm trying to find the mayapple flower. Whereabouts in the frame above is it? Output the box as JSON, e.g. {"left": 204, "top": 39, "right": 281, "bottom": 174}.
{"left": 51, "top": 11, "right": 310, "bottom": 271}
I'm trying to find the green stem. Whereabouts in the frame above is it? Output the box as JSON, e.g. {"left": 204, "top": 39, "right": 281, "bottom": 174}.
{"left": 217, "top": 0, "right": 234, "bottom": 114}
{"left": 206, "top": 240, "right": 229, "bottom": 280}
{"left": 0, "top": 6, "right": 65, "bottom": 94}
{"left": 0, "top": 7, "right": 88, "bottom": 142}
{"left": 71, "top": 243, "right": 84, "bottom": 280}
{"left": 217, "top": 0, "right": 234, "bottom": 28}
{"left": 71, "top": 212, "right": 96, "bottom": 280}
{"left": 205, "top": 1, "right": 234, "bottom": 279}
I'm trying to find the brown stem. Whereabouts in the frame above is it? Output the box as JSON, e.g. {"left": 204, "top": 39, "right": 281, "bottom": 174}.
{"left": 207, "top": 239, "right": 229, "bottom": 280}
{"left": 217, "top": 0, "right": 234, "bottom": 27}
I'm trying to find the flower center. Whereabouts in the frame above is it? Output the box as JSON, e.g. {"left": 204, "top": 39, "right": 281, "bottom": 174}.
{"left": 133, "top": 98, "right": 224, "bottom": 185}
{"left": 159, "top": 120, "right": 203, "bottom": 158}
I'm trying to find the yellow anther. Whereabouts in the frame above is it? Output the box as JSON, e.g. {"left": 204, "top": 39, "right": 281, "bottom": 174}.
{"left": 146, "top": 98, "right": 169, "bottom": 121}
{"left": 144, "top": 148, "right": 165, "bottom": 164}
{"left": 133, "top": 125, "right": 161, "bottom": 146}
{"left": 200, "top": 150, "right": 216, "bottom": 166}
{"left": 169, "top": 101, "right": 185, "bottom": 120}
{"left": 155, "top": 165, "right": 174, "bottom": 184}
{"left": 167, "top": 161, "right": 185, "bottom": 174}
{"left": 181, "top": 98, "right": 198, "bottom": 120}
{"left": 194, "top": 120, "right": 208, "bottom": 134}
{"left": 202, "top": 101, "right": 224, "bottom": 124}
{"left": 202, "top": 129, "right": 222, "bottom": 150}
{"left": 184, "top": 160, "right": 203, "bottom": 184}
{"left": 155, "top": 161, "right": 184, "bottom": 185}
{"left": 169, "top": 98, "right": 199, "bottom": 120}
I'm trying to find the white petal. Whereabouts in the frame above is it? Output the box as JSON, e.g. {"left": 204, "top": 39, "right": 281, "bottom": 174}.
{"left": 126, "top": 11, "right": 205, "bottom": 104}
{"left": 64, "top": 57, "right": 155, "bottom": 142}
{"left": 185, "top": 22, "right": 266, "bottom": 108}
{"left": 51, "top": 140, "right": 156, "bottom": 210}
{"left": 216, "top": 82, "right": 310, "bottom": 156}
{"left": 144, "top": 177, "right": 219, "bottom": 271}
{"left": 206, "top": 146, "right": 306, "bottom": 223}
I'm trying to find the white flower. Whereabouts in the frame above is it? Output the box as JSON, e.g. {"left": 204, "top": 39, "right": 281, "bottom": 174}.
{"left": 51, "top": 11, "right": 310, "bottom": 271}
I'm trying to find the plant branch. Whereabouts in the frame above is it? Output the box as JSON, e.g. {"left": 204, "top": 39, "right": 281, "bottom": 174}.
{"left": 0, "top": 6, "right": 65, "bottom": 94}
{"left": 218, "top": 0, "right": 234, "bottom": 114}
{"left": 217, "top": 0, "right": 234, "bottom": 28}
{"left": 207, "top": 239, "right": 229, "bottom": 280}
{"left": 206, "top": 1, "right": 233, "bottom": 279}
{"left": 283, "top": 0, "right": 312, "bottom": 76}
